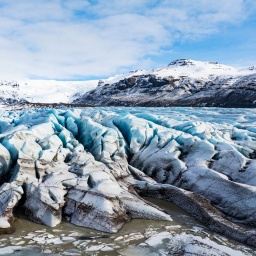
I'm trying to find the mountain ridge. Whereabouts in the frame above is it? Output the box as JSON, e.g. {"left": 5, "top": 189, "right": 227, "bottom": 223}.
{"left": 1, "top": 59, "right": 256, "bottom": 107}
{"left": 74, "top": 59, "right": 256, "bottom": 108}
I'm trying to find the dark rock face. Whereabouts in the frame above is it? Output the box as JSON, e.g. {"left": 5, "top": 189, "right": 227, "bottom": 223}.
{"left": 74, "top": 74, "right": 256, "bottom": 107}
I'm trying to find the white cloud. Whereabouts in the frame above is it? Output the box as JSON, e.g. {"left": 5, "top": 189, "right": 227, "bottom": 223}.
{"left": 0, "top": 0, "right": 254, "bottom": 79}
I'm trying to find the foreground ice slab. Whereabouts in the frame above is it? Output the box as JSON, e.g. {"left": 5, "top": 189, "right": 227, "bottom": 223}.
{"left": 1, "top": 107, "right": 256, "bottom": 247}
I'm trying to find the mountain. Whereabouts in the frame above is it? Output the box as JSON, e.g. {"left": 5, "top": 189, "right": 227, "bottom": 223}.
{"left": 0, "top": 79, "right": 98, "bottom": 105}
{"left": 74, "top": 59, "right": 256, "bottom": 108}
{"left": 1, "top": 59, "right": 256, "bottom": 107}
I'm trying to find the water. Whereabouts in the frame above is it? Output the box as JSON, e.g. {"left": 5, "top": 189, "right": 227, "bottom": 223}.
{"left": 0, "top": 198, "right": 254, "bottom": 255}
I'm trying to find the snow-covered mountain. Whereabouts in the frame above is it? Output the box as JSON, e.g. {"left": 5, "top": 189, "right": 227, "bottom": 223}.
{"left": 1, "top": 59, "right": 256, "bottom": 107}
{"left": 75, "top": 59, "right": 256, "bottom": 107}
{"left": 0, "top": 79, "right": 98, "bottom": 105}
{"left": 104, "top": 59, "right": 242, "bottom": 82}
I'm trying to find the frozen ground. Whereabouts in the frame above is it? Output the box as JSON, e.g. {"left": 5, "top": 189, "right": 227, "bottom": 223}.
{"left": 1, "top": 106, "right": 256, "bottom": 255}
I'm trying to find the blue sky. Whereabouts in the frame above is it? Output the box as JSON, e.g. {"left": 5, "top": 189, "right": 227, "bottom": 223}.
{"left": 0, "top": 0, "right": 255, "bottom": 80}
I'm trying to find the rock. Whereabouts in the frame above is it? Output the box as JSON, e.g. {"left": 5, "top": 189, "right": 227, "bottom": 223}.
{"left": 73, "top": 61, "right": 256, "bottom": 108}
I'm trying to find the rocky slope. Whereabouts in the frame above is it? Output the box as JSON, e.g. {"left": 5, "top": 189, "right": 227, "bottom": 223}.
{"left": 74, "top": 59, "right": 256, "bottom": 107}
{"left": 1, "top": 107, "right": 256, "bottom": 248}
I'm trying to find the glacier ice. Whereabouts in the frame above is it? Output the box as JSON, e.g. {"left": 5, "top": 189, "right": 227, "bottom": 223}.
{"left": 0, "top": 107, "right": 256, "bottom": 247}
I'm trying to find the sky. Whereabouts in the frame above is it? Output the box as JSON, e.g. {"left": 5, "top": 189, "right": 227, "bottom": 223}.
{"left": 0, "top": 0, "right": 255, "bottom": 80}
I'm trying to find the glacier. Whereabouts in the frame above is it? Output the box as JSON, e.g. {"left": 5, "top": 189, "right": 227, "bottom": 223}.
{"left": 1, "top": 106, "right": 256, "bottom": 247}
{"left": 0, "top": 80, "right": 98, "bottom": 105}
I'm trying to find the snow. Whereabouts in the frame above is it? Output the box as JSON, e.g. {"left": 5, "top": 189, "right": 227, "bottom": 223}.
{"left": 103, "top": 59, "right": 255, "bottom": 85}
{"left": 1, "top": 59, "right": 255, "bottom": 105}
{"left": 19, "top": 79, "right": 98, "bottom": 103}
{"left": 0, "top": 79, "right": 98, "bottom": 104}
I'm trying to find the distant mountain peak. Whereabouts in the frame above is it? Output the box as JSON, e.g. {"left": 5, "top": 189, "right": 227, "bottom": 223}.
{"left": 165, "top": 59, "right": 240, "bottom": 76}
{"left": 168, "top": 59, "right": 223, "bottom": 68}
{"left": 248, "top": 66, "right": 255, "bottom": 71}
{"left": 168, "top": 59, "right": 196, "bottom": 67}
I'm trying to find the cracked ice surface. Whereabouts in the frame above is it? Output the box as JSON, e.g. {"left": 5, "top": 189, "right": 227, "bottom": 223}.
{"left": 1, "top": 107, "right": 256, "bottom": 248}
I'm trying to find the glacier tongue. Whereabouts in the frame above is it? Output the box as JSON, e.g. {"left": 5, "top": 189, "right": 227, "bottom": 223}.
{"left": 1, "top": 107, "right": 256, "bottom": 247}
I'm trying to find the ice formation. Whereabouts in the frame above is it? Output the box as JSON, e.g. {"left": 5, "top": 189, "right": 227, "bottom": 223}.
{"left": 0, "top": 107, "right": 256, "bottom": 247}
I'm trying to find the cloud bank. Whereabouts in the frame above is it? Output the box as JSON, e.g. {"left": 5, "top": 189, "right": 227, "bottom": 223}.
{"left": 0, "top": 0, "right": 255, "bottom": 79}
